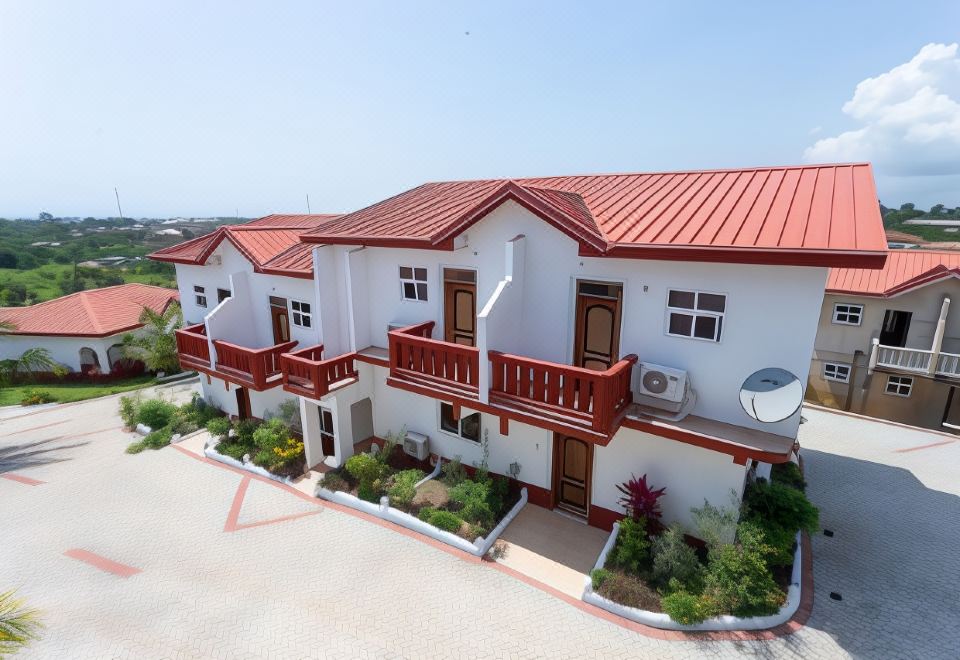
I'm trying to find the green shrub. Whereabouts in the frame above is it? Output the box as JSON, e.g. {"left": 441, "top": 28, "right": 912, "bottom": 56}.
{"left": 184, "top": 394, "right": 221, "bottom": 427}
{"left": 418, "top": 508, "right": 462, "bottom": 533}
{"left": 206, "top": 417, "right": 231, "bottom": 438}
{"left": 590, "top": 568, "right": 612, "bottom": 589}
{"left": 125, "top": 439, "right": 147, "bottom": 454}
{"left": 217, "top": 442, "right": 248, "bottom": 461}
{"left": 661, "top": 587, "right": 714, "bottom": 625}
{"left": 119, "top": 394, "right": 141, "bottom": 427}
{"left": 321, "top": 471, "right": 350, "bottom": 493}
{"left": 441, "top": 456, "right": 467, "bottom": 486}
{"left": 252, "top": 418, "right": 290, "bottom": 452}
{"left": 20, "top": 389, "right": 54, "bottom": 406}
{"left": 701, "top": 523, "right": 785, "bottom": 617}
{"left": 770, "top": 462, "right": 806, "bottom": 492}
{"left": 136, "top": 399, "right": 177, "bottom": 429}
{"left": 377, "top": 432, "right": 399, "bottom": 465}
{"left": 610, "top": 517, "right": 650, "bottom": 575}
{"left": 651, "top": 523, "right": 703, "bottom": 589}
{"left": 743, "top": 479, "right": 819, "bottom": 535}
{"left": 690, "top": 493, "right": 740, "bottom": 547}
{"left": 388, "top": 469, "right": 425, "bottom": 507}
{"left": 346, "top": 452, "right": 388, "bottom": 502}
{"left": 449, "top": 479, "right": 495, "bottom": 528}
{"left": 167, "top": 409, "right": 198, "bottom": 436}
{"left": 594, "top": 570, "right": 660, "bottom": 610}
{"left": 142, "top": 428, "right": 171, "bottom": 449}
{"left": 486, "top": 475, "right": 510, "bottom": 516}
{"left": 233, "top": 419, "right": 260, "bottom": 445}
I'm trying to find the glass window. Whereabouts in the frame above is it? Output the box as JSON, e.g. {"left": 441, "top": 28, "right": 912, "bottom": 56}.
{"left": 400, "top": 266, "right": 428, "bottom": 301}
{"left": 291, "top": 300, "right": 312, "bottom": 328}
{"left": 666, "top": 289, "right": 725, "bottom": 342}
{"left": 832, "top": 303, "right": 863, "bottom": 326}
{"left": 823, "top": 362, "right": 851, "bottom": 383}
{"left": 885, "top": 375, "right": 913, "bottom": 397}
{"left": 193, "top": 285, "right": 207, "bottom": 308}
{"left": 439, "top": 403, "right": 481, "bottom": 443}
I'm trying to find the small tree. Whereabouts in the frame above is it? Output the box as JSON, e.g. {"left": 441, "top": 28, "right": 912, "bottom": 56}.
{"left": 0, "top": 348, "right": 67, "bottom": 385}
{"left": 121, "top": 301, "right": 183, "bottom": 373}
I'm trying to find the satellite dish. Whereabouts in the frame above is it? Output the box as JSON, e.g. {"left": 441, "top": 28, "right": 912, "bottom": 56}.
{"left": 739, "top": 368, "right": 803, "bottom": 423}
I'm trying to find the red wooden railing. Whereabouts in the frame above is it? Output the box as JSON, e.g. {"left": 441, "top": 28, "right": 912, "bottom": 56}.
{"left": 388, "top": 321, "right": 480, "bottom": 397}
{"left": 175, "top": 323, "right": 210, "bottom": 369}
{"left": 280, "top": 344, "right": 359, "bottom": 399}
{"left": 488, "top": 351, "right": 638, "bottom": 435}
{"left": 212, "top": 339, "right": 298, "bottom": 390}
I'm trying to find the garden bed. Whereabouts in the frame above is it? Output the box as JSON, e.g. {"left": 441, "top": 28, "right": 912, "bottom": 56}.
{"left": 317, "top": 435, "right": 526, "bottom": 557}
{"left": 204, "top": 413, "right": 306, "bottom": 480}
{"left": 581, "top": 462, "right": 815, "bottom": 630}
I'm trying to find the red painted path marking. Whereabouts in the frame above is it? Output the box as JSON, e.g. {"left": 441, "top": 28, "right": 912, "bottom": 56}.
{"left": 0, "top": 473, "right": 45, "bottom": 486}
{"left": 223, "top": 476, "right": 321, "bottom": 532}
{"left": 0, "top": 419, "right": 69, "bottom": 437}
{"left": 63, "top": 549, "right": 141, "bottom": 578}
{"left": 894, "top": 439, "right": 956, "bottom": 453}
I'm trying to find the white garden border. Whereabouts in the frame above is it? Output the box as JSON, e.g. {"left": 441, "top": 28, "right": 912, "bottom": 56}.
{"left": 317, "top": 479, "right": 527, "bottom": 557}
{"left": 582, "top": 522, "right": 803, "bottom": 631}
{"left": 204, "top": 437, "right": 296, "bottom": 485}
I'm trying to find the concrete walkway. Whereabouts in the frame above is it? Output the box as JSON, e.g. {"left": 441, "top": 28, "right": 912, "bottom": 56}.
{"left": 1, "top": 396, "right": 958, "bottom": 658}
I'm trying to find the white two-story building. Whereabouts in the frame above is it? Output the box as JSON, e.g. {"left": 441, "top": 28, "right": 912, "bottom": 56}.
{"left": 154, "top": 164, "right": 886, "bottom": 532}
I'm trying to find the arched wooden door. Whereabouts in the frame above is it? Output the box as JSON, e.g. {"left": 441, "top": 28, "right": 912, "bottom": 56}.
{"left": 572, "top": 281, "right": 622, "bottom": 371}
{"left": 554, "top": 435, "right": 592, "bottom": 516}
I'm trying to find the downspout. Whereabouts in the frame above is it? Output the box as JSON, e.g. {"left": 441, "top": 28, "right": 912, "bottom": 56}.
{"left": 927, "top": 296, "right": 951, "bottom": 376}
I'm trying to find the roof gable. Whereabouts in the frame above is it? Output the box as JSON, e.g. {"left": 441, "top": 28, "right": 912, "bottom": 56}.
{"left": 828, "top": 250, "right": 960, "bottom": 297}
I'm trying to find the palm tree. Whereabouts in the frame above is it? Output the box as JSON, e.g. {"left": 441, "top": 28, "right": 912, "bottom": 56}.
{"left": 121, "top": 302, "right": 183, "bottom": 374}
{"left": 0, "top": 348, "right": 66, "bottom": 385}
{"left": 0, "top": 589, "right": 42, "bottom": 655}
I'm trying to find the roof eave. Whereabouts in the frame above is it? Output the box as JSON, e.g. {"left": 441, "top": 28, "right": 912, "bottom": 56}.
{"left": 605, "top": 244, "right": 889, "bottom": 268}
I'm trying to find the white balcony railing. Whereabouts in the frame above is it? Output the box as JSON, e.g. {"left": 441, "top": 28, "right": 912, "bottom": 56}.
{"left": 936, "top": 351, "right": 960, "bottom": 378}
{"left": 875, "top": 345, "right": 933, "bottom": 373}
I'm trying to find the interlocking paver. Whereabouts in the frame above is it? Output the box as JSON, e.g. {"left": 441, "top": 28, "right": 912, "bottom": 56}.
{"left": 1, "top": 390, "right": 957, "bottom": 658}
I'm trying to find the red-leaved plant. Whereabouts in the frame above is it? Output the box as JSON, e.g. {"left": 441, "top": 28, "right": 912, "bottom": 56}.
{"left": 616, "top": 473, "right": 666, "bottom": 522}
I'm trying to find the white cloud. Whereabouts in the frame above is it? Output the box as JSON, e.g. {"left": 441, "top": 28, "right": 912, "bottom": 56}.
{"left": 804, "top": 43, "right": 960, "bottom": 176}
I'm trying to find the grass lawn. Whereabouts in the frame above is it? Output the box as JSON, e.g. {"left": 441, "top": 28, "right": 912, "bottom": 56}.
{"left": 0, "top": 374, "right": 157, "bottom": 406}
{"left": 0, "top": 263, "right": 175, "bottom": 304}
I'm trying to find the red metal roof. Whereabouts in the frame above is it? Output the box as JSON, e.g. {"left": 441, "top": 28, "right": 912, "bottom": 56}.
{"left": 301, "top": 164, "right": 887, "bottom": 267}
{"left": 828, "top": 250, "right": 960, "bottom": 297}
{"left": 149, "top": 214, "right": 340, "bottom": 278}
{"left": 0, "top": 284, "right": 179, "bottom": 337}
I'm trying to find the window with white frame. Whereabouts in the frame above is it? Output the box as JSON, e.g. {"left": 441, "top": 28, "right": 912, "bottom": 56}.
{"left": 439, "top": 402, "right": 481, "bottom": 443}
{"left": 832, "top": 303, "right": 863, "bottom": 326}
{"left": 399, "top": 266, "right": 428, "bottom": 301}
{"left": 665, "top": 289, "right": 725, "bottom": 342}
{"left": 291, "top": 300, "right": 312, "bottom": 328}
{"left": 822, "top": 362, "right": 851, "bottom": 383}
{"left": 885, "top": 375, "right": 913, "bottom": 397}
{"left": 194, "top": 285, "right": 207, "bottom": 308}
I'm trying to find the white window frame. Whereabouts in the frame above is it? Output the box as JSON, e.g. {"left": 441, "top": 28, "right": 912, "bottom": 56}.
{"left": 399, "top": 265, "right": 429, "bottom": 302}
{"left": 438, "top": 402, "right": 481, "bottom": 444}
{"left": 290, "top": 300, "right": 312, "bottom": 328}
{"left": 319, "top": 407, "right": 335, "bottom": 446}
{"left": 822, "top": 362, "right": 851, "bottom": 383}
{"left": 885, "top": 375, "right": 913, "bottom": 397}
{"left": 832, "top": 303, "right": 863, "bottom": 326}
{"left": 193, "top": 285, "right": 207, "bottom": 308}
{"left": 665, "top": 289, "right": 726, "bottom": 343}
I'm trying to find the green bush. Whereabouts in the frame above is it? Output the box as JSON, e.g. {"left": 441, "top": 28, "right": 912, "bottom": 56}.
{"left": 743, "top": 479, "right": 819, "bottom": 535}
{"left": 125, "top": 439, "right": 146, "bottom": 454}
{"left": 206, "top": 417, "right": 231, "bottom": 438}
{"left": 20, "top": 389, "right": 54, "bottom": 406}
{"left": 610, "top": 517, "right": 650, "bottom": 575}
{"left": 136, "top": 399, "right": 177, "bottom": 429}
{"left": 441, "top": 457, "right": 467, "bottom": 486}
{"left": 184, "top": 394, "right": 221, "bottom": 427}
{"left": 651, "top": 523, "right": 703, "bottom": 589}
{"left": 593, "top": 570, "right": 660, "bottom": 610}
{"left": 690, "top": 493, "right": 740, "bottom": 548}
{"left": 252, "top": 418, "right": 290, "bottom": 452}
{"left": 127, "top": 428, "right": 171, "bottom": 454}
{"left": 418, "top": 507, "right": 462, "bottom": 533}
{"left": 449, "top": 479, "right": 495, "bottom": 528}
{"left": 321, "top": 471, "right": 350, "bottom": 493}
{"left": 233, "top": 419, "right": 260, "bottom": 445}
{"left": 346, "top": 452, "right": 388, "bottom": 502}
{"left": 119, "top": 395, "right": 141, "bottom": 428}
{"left": 701, "top": 523, "right": 785, "bottom": 617}
{"left": 661, "top": 587, "right": 714, "bottom": 625}
{"left": 770, "top": 462, "right": 806, "bottom": 492}
{"left": 167, "top": 409, "right": 198, "bottom": 436}
{"left": 217, "top": 442, "right": 248, "bottom": 461}
{"left": 590, "top": 568, "right": 612, "bottom": 590}
{"left": 388, "top": 469, "right": 425, "bottom": 507}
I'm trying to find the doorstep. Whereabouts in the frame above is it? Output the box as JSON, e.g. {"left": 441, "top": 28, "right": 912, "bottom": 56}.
{"left": 494, "top": 504, "right": 608, "bottom": 599}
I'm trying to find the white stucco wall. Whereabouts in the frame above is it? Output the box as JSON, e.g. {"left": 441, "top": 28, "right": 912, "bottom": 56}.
{"left": 198, "top": 374, "right": 298, "bottom": 420}
{"left": 0, "top": 332, "right": 131, "bottom": 372}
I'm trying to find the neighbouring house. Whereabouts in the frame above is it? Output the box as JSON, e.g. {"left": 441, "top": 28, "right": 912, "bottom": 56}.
{"left": 0, "top": 283, "right": 179, "bottom": 373}
{"left": 808, "top": 249, "right": 960, "bottom": 432}
{"left": 152, "top": 164, "right": 886, "bottom": 532}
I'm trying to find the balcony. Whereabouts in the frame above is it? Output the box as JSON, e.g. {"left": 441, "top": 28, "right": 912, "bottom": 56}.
{"left": 210, "top": 339, "right": 298, "bottom": 390}
{"left": 280, "top": 345, "right": 359, "bottom": 399}
{"left": 175, "top": 323, "right": 211, "bottom": 371}
{"left": 387, "top": 321, "right": 481, "bottom": 399}
{"left": 489, "top": 351, "right": 638, "bottom": 436}
{"left": 872, "top": 342, "right": 960, "bottom": 379}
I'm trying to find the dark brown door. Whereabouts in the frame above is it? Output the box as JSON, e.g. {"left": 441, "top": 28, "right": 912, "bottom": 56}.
{"left": 319, "top": 408, "right": 336, "bottom": 456}
{"left": 554, "top": 435, "right": 591, "bottom": 516}
{"left": 235, "top": 387, "right": 251, "bottom": 420}
{"left": 443, "top": 269, "right": 477, "bottom": 346}
{"left": 270, "top": 297, "right": 290, "bottom": 344}
{"left": 572, "top": 281, "right": 623, "bottom": 370}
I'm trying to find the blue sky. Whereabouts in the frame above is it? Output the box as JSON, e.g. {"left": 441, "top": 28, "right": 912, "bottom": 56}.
{"left": 1, "top": 1, "right": 958, "bottom": 218}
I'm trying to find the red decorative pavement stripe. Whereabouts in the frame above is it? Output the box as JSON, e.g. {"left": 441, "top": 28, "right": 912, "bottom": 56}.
{"left": 893, "top": 439, "right": 956, "bottom": 453}
{"left": 223, "top": 476, "right": 321, "bottom": 532}
{"left": 63, "top": 549, "right": 141, "bottom": 578}
{"left": 0, "top": 473, "right": 45, "bottom": 486}
{"left": 0, "top": 419, "right": 69, "bottom": 437}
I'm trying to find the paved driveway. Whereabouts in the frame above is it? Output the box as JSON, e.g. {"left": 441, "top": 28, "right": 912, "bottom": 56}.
{"left": 1, "top": 391, "right": 957, "bottom": 659}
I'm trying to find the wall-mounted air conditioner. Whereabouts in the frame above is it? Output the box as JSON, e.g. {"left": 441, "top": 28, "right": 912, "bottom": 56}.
{"left": 403, "top": 431, "right": 430, "bottom": 461}
{"left": 637, "top": 362, "right": 688, "bottom": 403}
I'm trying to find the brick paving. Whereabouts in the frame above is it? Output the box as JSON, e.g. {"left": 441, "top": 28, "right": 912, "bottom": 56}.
{"left": 1, "top": 389, "right": 957, "bottom": 659}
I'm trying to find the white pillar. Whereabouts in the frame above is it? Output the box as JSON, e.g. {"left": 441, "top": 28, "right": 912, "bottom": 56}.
{"left": 928, "top": 296, "right": 951, "bottom": 375}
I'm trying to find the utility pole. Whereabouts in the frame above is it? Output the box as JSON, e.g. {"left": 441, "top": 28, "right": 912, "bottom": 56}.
{"left": 114, "top": 187, "right": 124, "bottom": 221}
{"left": 306, "top": 194, "right": 311, "bottom": 214}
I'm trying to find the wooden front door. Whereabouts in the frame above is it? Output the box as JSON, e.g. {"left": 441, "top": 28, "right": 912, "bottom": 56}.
{"left": 572, "top": 281, "right": 623, "bottom": 371}
{"left": 443, "top": 269, "right": 477, "bottom": 346}
{"left": 554, "top": 435, "right": 591, "bottom": 516}
{"left": 319, "top": 407, "right": 336, "bottom": 456}
{"left": 270, "top": 296, "right": 290, "bottom": 344}
{"left": 235, "top": 387, "right": 251, "bottom": 420}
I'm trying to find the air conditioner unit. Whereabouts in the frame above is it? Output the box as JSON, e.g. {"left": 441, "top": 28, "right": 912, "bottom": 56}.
{"left": 403, "top": 431, "right": 430, "bottom": 461}
{"left": 637, "top": 362, "right": 688, "bottom": 403}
